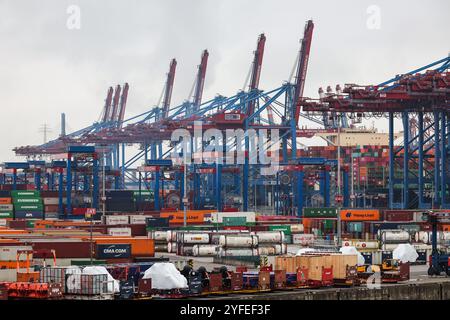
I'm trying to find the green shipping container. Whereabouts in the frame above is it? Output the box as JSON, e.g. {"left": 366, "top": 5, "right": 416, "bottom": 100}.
{"left": 268, "top": 225, "right": 291, "bottom": 235}
{"left": 303, "top": 207, "right": 337, "bottom": 218}
{"left": 322, "top": 220, "right": 334, "bottom": 230}
{"left": 11, "top": 191, "right": 40, "bottom": 198}
{"left": 133, "top": 191, "right": 154, "bottom": 196}
{"left": 223, "top": 216, "right": 247, "bottom": 226}
{"left": 13, "top": 198, "right": 42, "bottom": 204}
{"left": 0, "top": 211, "right": 13, "bottom": 218}
{"left": 14, "top": 204, "right": 44, "bottom": 211}
{"left": 26, "top": 220, "right": 36, "bottom": 228}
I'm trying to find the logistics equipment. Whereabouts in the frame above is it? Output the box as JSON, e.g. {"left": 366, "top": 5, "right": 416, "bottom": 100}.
{"left": 422, "top": 211, "right": 450, "bottom": 276}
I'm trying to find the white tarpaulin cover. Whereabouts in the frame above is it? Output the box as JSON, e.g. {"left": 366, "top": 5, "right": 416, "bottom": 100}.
{"left": 82, "top": 266, "right": 120, "bottom": 293}
{"left": 339, "top": 246, "right": 365, "bottom": 266}
{"left": 392, "top": 243, "right": 418, "bottom": 263}
{"left": 295, "top": 248, "right": 316, "bottom": 256}
{"left": 142, "top": 263, "right": 188, "bottom": 289}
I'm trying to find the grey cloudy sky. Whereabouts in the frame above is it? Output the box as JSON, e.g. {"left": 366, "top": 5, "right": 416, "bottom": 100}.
{"left": 0, "top": 0, "right": 448, "bottom": 161}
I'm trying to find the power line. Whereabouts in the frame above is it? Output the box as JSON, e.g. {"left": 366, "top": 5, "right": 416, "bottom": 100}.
{"left": 38, "top": 123, "right": 52, "bottom": 144}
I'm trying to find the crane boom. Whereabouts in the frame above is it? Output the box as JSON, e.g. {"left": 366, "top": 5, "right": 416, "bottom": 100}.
{"left": 117, "top": 82, "right": 129, "bottom": 127}
{"left": 162, "top": 58, "right": 177, "bottom": 119}
{"left": 193, "top": 50, "right": 209, "bottom": 110}
{"left": 247, "top": 33, "right": 266, "bottom": 116}
{"left": 109, "top": 85, "right": 122, "bottom": 122}
{"left": 102, "top": 87, "right": 114, "bottom": 123}
{"left": 293, "top": 20, "right": 314, "bottom": 125}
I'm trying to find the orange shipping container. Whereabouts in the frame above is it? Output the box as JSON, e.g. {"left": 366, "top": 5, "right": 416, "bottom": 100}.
{"left": 340, "top": 209, "right": 380, "bottom": 221}
{"left": 160, "top": 211, "right": 207, "bottom": 225}
{"left": 90, "top": 237, "right": 154, "bottom": 257}
{"left": 0, "top": 198, "right": 11, "bottom": 204}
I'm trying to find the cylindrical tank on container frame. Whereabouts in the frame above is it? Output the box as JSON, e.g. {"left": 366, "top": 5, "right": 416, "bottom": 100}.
{"left": 218, "top": 235, "right": 258, "bottom": 248}
{"left": 192, "top": 245, "right": 220, "bottom": 257}
{"left": 257, "top": 244, "right": 287, "bottom": 256}
{"left": 380, "top": 230, "right": 410, "bottom": 243}
{"left": 254, "top": 231, "right": 285, "bottom": 244}
{"left": 178, "top": 233, "right": 210, "bottom": 244}
{"left": 218, "top": 248, "right": 258, "bottom": 257}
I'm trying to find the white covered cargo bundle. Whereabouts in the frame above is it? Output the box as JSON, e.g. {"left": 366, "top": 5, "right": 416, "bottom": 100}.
{"left": 82, "top": 266, "right": 120, "bottom": 293}
{"left": 142, "top": 263, "right": 188, "bottom": 289}
{"left": 392, "top": 243, "right": 418, "bottom": 263}
{"left": 339, "top": 246, "right": 365, "bottom": 266}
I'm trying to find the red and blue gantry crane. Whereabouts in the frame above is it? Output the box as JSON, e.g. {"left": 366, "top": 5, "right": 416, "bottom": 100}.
{"left": 9, "top": 20, "right": 450, "bottom": 214}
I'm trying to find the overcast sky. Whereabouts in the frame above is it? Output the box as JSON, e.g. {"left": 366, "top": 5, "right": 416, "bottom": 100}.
{"left": 0, "top": 0, "right": 448, "bottom": 161}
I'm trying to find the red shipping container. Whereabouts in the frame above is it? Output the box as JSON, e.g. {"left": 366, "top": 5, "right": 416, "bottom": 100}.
{"left": 32, "top": 241, "right": 92, "bottom": 258}
{"left": 45, "top": 205, "right": 59, "bottom": 212}
{"left": 383, "top": 210, "right": 414, "bottom": 222}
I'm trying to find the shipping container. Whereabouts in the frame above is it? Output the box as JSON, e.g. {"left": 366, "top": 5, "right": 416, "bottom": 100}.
{"left": 107, "top": 227, "right": 132, "bottom": 237}
{"left": 340, "top": 209, "right": 380, "bottom": 221}
{"left": 14, "top": 204, "right": 44, "bottom": 212}
{"left": 14, "top": 211, "right": 44, "bottom": 219}
{"left": 11, "top": 191, "right": 40, "bottom": 198}
{"left": 96, "top": 244, "right": 132, "bottom": 259}
{"left": 303, "top": 208, "right": 337, "bottom": 218}
{"left": 103, "top": 215, "right": 130, "bottom": 225}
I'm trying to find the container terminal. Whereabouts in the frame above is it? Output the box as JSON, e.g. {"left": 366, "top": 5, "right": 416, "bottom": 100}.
{"left": 0, "top": 9, "right": 450, "bottom": 302}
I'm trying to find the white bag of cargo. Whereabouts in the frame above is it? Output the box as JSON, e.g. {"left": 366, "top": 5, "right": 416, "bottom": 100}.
{"left": 392, "top": 243, "right": 418, "bottom": 263}
{"left": 339, "top": 246, "right": 365, "bottom": 266}
{"left": 142, "top": 262, "right": 188, "bottom": 289}
{"left": 82, "top": 266, "right": 120, "bottom": 293}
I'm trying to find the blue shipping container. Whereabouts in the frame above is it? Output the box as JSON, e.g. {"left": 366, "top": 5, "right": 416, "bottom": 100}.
{"left": 14, "top": 211, "right": 44, "bottom": 219}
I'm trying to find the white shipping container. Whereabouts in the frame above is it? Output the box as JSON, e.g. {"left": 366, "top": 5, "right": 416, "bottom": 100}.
{"left": 254, "top": 231, "right": 285, "bottom": 244}
{"left": 211, "top": 212, "right": 256, "bottom": 224}
{"left": 107, "top": 227, "right": 132, "bottom": 237}
{"left": 0, "top": 246, "right": 33, "bottom": 261}
{"left": 45, "top": 212, "right": 59, "bottom": 219}
{"left": 129, "top": 215, "right": 147, "bottom": 225}
{"left": 219, "top": 235, "right": 258, "bottom": 248}
{"left": 0, "top": 204, "right": 13, "bottom": 211}
{"left": 104, "top": 215, "right": 129, "bottom": 225}
{"left": 0, "top": 268, "right": 28, "bottom": 282}
{"left": 43, "top": 198, "right": 59, "bottom": 205}
{"left": 292, "top": 233, "right": 315, "bottom": 245}
{"left": 290, "top": 224, "right": 304, "bottom": 233}
{"left": 0, "top": 219, "right": 7, "bottom": 227}
{"left": 192, "top": 244, "right": 219, "bottom": 256}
